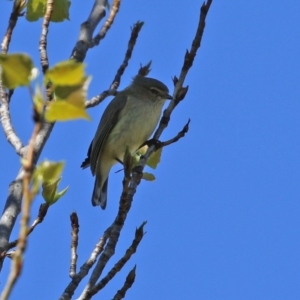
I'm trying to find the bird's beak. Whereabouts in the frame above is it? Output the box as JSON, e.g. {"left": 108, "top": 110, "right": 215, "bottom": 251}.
{"left": 166, "top": 94, "right": 173, "bottom": 100}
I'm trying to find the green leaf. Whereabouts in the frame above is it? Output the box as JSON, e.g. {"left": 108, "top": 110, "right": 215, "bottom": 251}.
{"left": 33, "top": 160, "right": 65, "bottom": 189}
{"left": 45, "top": 60, "right": 85, "bottom": 86}
{"left": 51, "top": 0, "right": 71, "bottom": 22}
{"left": 26, "top": 0, "right": 71, "bottom": 22}
{"left": 42, "top": 177, "right": 68, "bottom": 205}
{"left": 45, "top": 77, "right": 91, "bottom": 122}
{"left": 26, "top": 0, "right": 45, "bottom": 21}
{"left": 53, "top": 186, "right": 68, "bottom": 203}
{"left": 147, "top": 148, "right": 162, "bottom": 169}
{"left": 0, "top": 53, "right": 34, "bottom": 88}
{"left": 45, "top": 100, "right": 90, "bottom": 121}
{"left": 142, "top": 172, "right": 156, "bottom": 181}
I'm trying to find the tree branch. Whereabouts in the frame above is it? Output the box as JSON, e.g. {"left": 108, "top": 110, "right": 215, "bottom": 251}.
{"left": 71, "top": 0, "right": 108, "bottom": 62}
{"left": 1, "top": 0, "right": 23, "bottom": 54}
{"left": 0, "top": 86, "right": 24, "bottom": 156}
{"left": 92, "top": 0, "right": 121, "bottom": 46}
{"left": 39, "top": 0, "right": 53, "bottom": 73}
{"left": 112, "top": 265, "right": 136, "bottom": 300}
{"left": 90, "top": 222, "right": 146, "bottom": 296}
{"left": 85, "top": 21, "right": 144, "bottom": 108}
{"left": 0, "top": 203, "right": 50, "bottom": 257}
{"left": 69, "top": 212, "right": 80, "bottom": 278}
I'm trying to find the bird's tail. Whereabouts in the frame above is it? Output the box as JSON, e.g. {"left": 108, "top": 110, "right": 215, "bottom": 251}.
{"left": 92, "top": 177, "right": 108, "bottom": 209}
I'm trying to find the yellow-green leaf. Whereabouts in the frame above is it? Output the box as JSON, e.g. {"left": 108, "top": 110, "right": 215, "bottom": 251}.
{"left": 45, "top": 60, "right": 85, "bottom": 86}
{"left": 26, "top": 0, "right": 71, "bottom": 22}
{"left": 142, "top": 172, "right": 156, "bottom": 181}
{"left": 42, "top": 179, "right": 58, "bottom": 203}
{"left": 51, "top": 0, "right": 71, "bottom": 22}
{"left": 45, "top": 100, "right": 90, "bottom": 122}
{"left": 45, "top": 77, "right": 91, "bottom": 122}
{"left": 42, "top": 177, "right": 68, "bottom": 204}
{"left": 147, "top": 148, "right": 162, "bottom": 169}
{"left": 0, "top": 53, "right": 34, "bottom": 88}
{"left": 34, "top": 160, "right": 65, "bottom": 182}
{"left": 53, "top": 186, "right": 68, "bottom": 203}
{"left": 26, "top": 0, "right": 45, "bottom": 21}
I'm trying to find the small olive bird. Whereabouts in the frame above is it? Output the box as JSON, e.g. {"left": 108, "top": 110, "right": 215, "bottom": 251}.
{"left": 81, "top": 75, "right": 173, "bottom": 209}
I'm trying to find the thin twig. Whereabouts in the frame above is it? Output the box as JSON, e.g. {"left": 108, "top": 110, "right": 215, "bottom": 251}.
{"left": 145, "top": 0, "right": 213, "bottom": 160}
{"left": 39, "top": 0, "right": 54, "bottom": 73}
{"left": 158, "top": 119, "right": 190, "bottom": 148}
{"left": 92, "top": 0, "right": 121, "bottom": 46}
{"left": 1, "top": 119, "right": 42, "bottom": 300}
{"left": 1, "top": 0, "right": 23, "bottom": 54}
{"left": 59, "top": 226, "right": 113, "bottom": 300}
{"left": 109, "top": 21, "right": 144, "bottom": 90}
{"left": 69, "top": 212, "right": 79, "bottom": 278}
{"left": 0, "top": 203, "right": 50, "bottom": 256}
{"left": 90, "top": 222, "right": 146, "bottom": 295}
{"left": 0, "top": 88, "right": 24, "bottom": 155}
{"left": 0, "top": 1, "right": 24, "bottom": 156}
{"left": 112, "top": 266, "right": 136, "bottom": 300}
{"left": 85, "top": 21, "right": 144, "bottom": 108}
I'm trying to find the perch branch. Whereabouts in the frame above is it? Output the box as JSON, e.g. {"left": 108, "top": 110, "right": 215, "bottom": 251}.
{"left": 76, "top": 153, "right": 133, "bottom": 299}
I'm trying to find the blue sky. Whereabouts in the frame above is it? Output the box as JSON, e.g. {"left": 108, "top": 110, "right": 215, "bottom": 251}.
{"left": 1, "top": 1, "right": 300, "bottom": 299}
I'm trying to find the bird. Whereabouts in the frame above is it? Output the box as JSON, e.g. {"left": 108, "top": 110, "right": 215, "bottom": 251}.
{"left": 81, "top": 75, "right": 173, "bottom": 209}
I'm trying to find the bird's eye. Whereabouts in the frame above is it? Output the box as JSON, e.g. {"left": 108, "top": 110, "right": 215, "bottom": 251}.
{"left": 150, "top": 87, "right": 160, "bottom": 96}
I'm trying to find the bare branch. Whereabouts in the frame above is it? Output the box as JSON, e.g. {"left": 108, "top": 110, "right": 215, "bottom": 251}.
{"left": 71, "top": 0, "right": 108, "bottom": 62}
{"left": 85, "top": 21, "right": 144, "bottom": 108}
{"left": 1, "top": 0, "right": 23, "bottom": 54}
{"left": 90, "top": 222, "right": 146, "bottom": 296}
{"left": 39, "top": 0, "right": 54, "bottom": 73}
{"left": 0, "top": 88, "right": 24, "bottom": 156}
{"left": 59, "top": 226, "right": 113, "bottom": 300}
{"left": 145, "top": 0, "right": 212, "bottom": 159}
{"left": 0, "top": 203, "right": 50, "bottom": 256}
{"left": 158, "top": 119, "right": 190, "bottom": 148}
{"left": 112, "top": 265, "right": 136, "bottom": 300}
{"left": 92, "top": 0, "right": 121, "bottom": 46}
{"left": 110, "top": 21, "right": 144, "bottom": 90}
{"left": 69, "top": 212, "right": 80, "bottom": 278}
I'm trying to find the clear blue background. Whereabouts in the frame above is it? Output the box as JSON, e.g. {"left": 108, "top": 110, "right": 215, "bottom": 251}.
{"left": 1, "top": 1, "right": 300, "bottom": 299}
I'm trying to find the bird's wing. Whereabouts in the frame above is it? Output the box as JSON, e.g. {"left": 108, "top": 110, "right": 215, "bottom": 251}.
{"left": 90, "top": 92, "right": 128, "bottom": 175}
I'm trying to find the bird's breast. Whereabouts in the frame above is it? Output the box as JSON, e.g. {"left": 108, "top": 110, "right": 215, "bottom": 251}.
{"left": 106, "top": 99, "right": 164, "bottom": 160}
